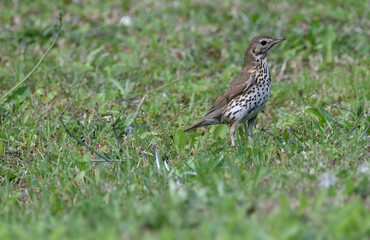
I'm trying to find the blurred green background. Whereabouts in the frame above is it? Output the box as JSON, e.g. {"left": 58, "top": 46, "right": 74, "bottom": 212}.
{"left": 0, "top": 0, "right": 369, "bottom": 239}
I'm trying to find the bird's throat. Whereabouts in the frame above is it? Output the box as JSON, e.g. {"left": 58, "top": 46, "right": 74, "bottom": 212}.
{"left": 243, "top": 50, "right": 267, "bottom": 70}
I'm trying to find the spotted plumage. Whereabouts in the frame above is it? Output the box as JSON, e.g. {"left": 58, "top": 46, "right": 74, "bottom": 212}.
{"left": 183, "top": 35, "right": 285, "bottom": 146}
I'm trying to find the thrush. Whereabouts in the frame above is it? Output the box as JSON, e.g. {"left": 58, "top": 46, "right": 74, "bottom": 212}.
{"left": 183, "top": 35, "right": 285, "bottom": 146}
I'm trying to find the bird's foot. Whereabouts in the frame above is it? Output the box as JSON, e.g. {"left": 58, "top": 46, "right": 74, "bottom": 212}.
{"left": 231, "top": 136, "right": 236, "bottom": 147}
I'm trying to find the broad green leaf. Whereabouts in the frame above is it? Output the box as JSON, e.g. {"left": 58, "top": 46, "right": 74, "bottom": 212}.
{"left": 173, "top": 129, "right": 187, "bottom": 150}
{"left": 6, "top": 86, "right": 29, "bottom": 102}
{"left": 85, "top": 47, "right": 103, "bottom": 66}
{"left": 307, "top": 108, "right": 325, "bottom": 126}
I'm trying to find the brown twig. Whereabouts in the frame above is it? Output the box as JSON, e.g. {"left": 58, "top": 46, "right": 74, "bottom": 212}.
{"left": 59, "top": 111, "right": 113, "bottom": 163}
{"left": 136, "top": 95, "right": 147, "bottom": 112}
{"left": 260, "top": 127, "right": 283, "bottom": 144}
{"left": 112, "top": 123, "right": 125, "bottom": 152}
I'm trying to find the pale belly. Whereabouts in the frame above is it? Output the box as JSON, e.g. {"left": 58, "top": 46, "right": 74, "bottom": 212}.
{"left": 221, "top": 86, "right": 271, "bottom": 124}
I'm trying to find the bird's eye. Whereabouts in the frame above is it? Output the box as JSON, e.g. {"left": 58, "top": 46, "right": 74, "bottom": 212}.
{"left": 260, "top": 40, "right": 267, "bottom": 45}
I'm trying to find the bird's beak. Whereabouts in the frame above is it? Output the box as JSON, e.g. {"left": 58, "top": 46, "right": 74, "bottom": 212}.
{"left": 267, "top": 37, "right": 285, "bottom": 51}
{"left": 273, "top": 37, "right": 286, "bottom": 44}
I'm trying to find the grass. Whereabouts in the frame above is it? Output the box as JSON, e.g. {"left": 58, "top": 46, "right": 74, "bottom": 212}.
{"left": 0, "top": 0, "right": 369, "bottom": 239}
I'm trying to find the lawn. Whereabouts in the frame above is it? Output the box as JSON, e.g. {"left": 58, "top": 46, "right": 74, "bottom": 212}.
{"left": 0, "top": 0, "right": 369, "bottom": 239}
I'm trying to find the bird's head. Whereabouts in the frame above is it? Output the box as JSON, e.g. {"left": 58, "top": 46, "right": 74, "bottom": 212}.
{"left": 247, "top": 35, "right": 285, "bottom": 57}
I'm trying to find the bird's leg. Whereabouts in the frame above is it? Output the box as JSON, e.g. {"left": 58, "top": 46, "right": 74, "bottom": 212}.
{"left": 247, "top": 115, "right": 258, "bottom": 146}
{"left": 230, "top": 121, "right": 239, "bottom": 147}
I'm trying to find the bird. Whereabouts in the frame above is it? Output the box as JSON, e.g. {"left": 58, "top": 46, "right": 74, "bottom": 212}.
{"left": 183, "top": 35, "right": 285, "bottom": 146}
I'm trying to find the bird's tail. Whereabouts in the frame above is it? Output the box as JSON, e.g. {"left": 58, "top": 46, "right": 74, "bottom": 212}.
{"left": 183, "top": 117, "right": 221, "bottom": 132}
{"left": 183, "top": 108, "right": 223, "bottom": 132}
{"left": 183, "top": 119, "right": 206, "bottom": 132}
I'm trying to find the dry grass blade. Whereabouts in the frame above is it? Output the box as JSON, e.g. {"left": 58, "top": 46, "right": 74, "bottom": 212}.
{"left": 0, "top": 13, "right": 63, "bottom": 102}
{"left": 344, "top": 112, "right": 365, "bottom": 140}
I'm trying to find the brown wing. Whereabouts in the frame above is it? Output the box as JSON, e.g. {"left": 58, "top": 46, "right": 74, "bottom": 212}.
{"left": 206, "top": 69, "right": 256, "bottom": 115}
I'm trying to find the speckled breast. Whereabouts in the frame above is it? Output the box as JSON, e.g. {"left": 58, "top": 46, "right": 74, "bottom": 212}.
{"left": 222, "top": 60, "right": 271, "bottom": 124}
